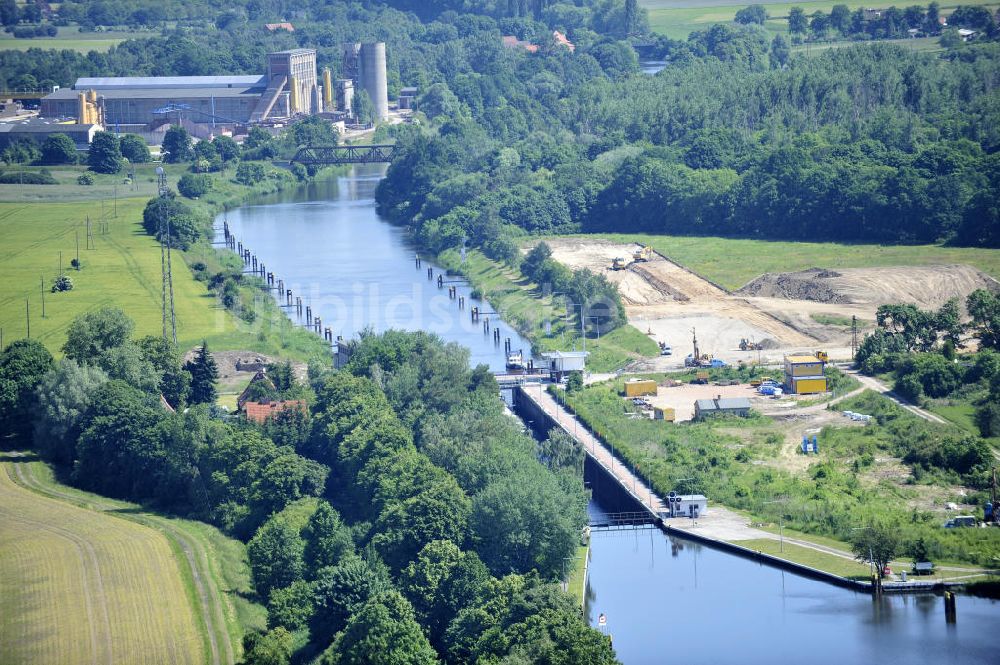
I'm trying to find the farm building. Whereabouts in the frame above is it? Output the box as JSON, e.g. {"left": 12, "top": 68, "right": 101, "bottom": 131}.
{"left": 784, "top": 355, "right": 827, "bottom": 394}
{"left": 694, "top": 397, "right": 751, "bottom": 420}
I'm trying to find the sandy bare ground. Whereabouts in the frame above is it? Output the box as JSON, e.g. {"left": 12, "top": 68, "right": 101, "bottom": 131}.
{"left": 739, "top": 265, "right": 1000, "bottom": 310}
{"left": 644, "top": 382, "right": 763, "bottom": 422}
{"left": 541, "top": 239, "right": 995, "bottom": 367}
{"left": 543, "top": 238, "right": 822, "bottom": 361}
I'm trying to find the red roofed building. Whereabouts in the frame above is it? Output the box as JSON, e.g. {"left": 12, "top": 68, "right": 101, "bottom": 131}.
{"left": 265, "top": 22, "right": 295, "bottom": 32}
{"left": 244, "top": 399, "right": 307, "bottom": 424}
{"left": 552, "top": 30, "right": 575, "bottom": 52}
{"left": 501, "top": 35, "right": 539, "bottom": 53}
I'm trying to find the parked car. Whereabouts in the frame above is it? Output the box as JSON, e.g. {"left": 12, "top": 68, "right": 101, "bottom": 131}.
{"left": 943, "top": 515, "right": 978, "bottom": 528}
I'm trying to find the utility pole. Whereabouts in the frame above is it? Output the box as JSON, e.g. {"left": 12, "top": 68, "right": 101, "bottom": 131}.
{"left": 156, "top": 167, "right": 177, "bottom": 345}
{"left": 25, "top": 298, "right": 30, "bottom": 338}
{"left": 40, "top": 276, "right": 45, "bottom": 318}
{"left": 851, "top": 315, "right": 859, "bottom": 360}
{"left": 764, "top": 497, "right": 789, "bottom": 552}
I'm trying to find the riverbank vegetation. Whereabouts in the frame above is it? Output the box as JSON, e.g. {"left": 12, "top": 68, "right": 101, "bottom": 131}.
{"left": 1, "top": 320, "right": 615, "bottom": 664}
{"left": 555, "top": 378, "right": 1000, "bottom": 567}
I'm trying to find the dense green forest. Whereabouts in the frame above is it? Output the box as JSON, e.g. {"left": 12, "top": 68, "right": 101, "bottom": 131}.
{"left": 0, "top": 313, "right": 611, "bottom": 664}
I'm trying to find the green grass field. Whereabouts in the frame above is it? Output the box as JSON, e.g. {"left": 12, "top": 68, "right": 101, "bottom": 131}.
{"left": 0, "top": 197, "right": 241, "bottom": 353}
{"left": 641, "top": 0, "right": 998, "bottom": 39}
{"left": 0, "top": 454, "right": 206, "bottom": 665}
{"left": 0, "top": 164, "right": 332, "bottom": 360}
{"left": 438, "top": 248, "right": 661, "bottom": 371}
{"left": 582, "top": 233, "right": 1000, "bottom": 291}
{"left": 0, "top": 26, "right": 140, "bottom": 53}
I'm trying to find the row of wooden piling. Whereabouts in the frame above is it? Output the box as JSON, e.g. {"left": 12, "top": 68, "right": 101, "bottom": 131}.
{"left": 223, "top": 220, "right": 338, "bottom": 349}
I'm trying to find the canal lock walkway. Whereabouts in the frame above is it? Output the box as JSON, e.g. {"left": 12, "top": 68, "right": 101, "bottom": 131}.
{"left": 516, "top": 383, "right": 994, "bottom": 592}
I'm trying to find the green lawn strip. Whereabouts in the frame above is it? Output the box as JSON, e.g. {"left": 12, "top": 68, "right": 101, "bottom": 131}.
{"left": 579, "top": 232, "right": 1000, "bottom": 291}
{"left": 566, "top": 543, "right": 590, "bottom": 607}
{"left": 731, "top": 538, "right": 873, "bottom": 579}
{"left": 642, "top": 0, "right": 998, "bottom": 39}
{"left": 926, "top": 402, "right": 980, "bottom": 435}
{"left": 8, "top": 455, "right": 260, "bottom": 664}
{"left": 437, "top": 248, "right": 659, "bottom": 372}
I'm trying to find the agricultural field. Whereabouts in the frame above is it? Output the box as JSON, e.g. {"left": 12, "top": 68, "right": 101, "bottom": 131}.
{"left": 0, "top": 454, "right": 205, "bottom": 665}
{"left": 0, "top": 164, "right": 331, "bottom": 360}
{"left": 640, "top": 0, "right": 999, "bottom": 39}
{"left": 0, "top": 26, "right": 140, "bottom": 53}
{"left": 0, "top": 197, "right": 238, "bottom": 352}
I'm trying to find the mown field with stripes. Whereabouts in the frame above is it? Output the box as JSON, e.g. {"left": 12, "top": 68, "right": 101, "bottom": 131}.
{"left": 0, "top": 451, "right": 261, "bottom": 665}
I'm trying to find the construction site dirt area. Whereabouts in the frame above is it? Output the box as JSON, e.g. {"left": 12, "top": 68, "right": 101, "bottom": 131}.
{"left": 539, "top": 238, "right": 998, "bottom": 367}
{"left": 641, "top": 382, "right": 764, "bottom": 423}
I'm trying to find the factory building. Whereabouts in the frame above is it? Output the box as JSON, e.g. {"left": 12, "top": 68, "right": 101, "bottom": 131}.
{"left": 342, "top": 42, "right": 389, "bottom": 121}
{"left": 0, "top": 118, "right": 100, "bottom": 149}
{"left": 40, "top": 49, "right": 321, "bottom": 137}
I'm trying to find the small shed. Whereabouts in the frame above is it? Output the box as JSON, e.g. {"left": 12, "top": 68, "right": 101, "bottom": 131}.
{"left": 664, "top": 494, "right": 708, "bottom": 518}
{"left": 694, "top": 396, "right": 751, "bottom": 420}
{"left": 542, "top": 350, "right": 588, "bottom": 381}
{"left": 624, "top": 379, "right": 657, "bottom": 397}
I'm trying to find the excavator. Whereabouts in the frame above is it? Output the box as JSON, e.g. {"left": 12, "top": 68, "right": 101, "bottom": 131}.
{"left": 740, "top": 338, "right": 763, "bottom": 351}
{"left": 633, "top": 245, "right": 653, "bottom": 262}
{"left": 610, "top": 257, "right": 628, "bottom": 271}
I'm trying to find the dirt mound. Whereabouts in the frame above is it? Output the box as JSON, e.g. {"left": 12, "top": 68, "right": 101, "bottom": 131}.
{"left": 758, "top": 338, "right": 781, "bottom": 349}
{"left": 738, "top": 265, "right": 1000, "bottom": 309}
{"left": 738, "top": 268, "right": 850, "bottom": 303}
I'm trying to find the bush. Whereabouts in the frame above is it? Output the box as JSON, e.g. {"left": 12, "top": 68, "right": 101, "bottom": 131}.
{"left": 87, "top": 131, "right": 124, "bottom": 174}
{"left": 119, "top": 134, "right": 151, "bottom": 163}
{"left": 40, "top": 133, "right": 78, "bottom": 165}
{"left": 51, "top": 275, "right": 73, "bottom": 292}
{"left": 0, "top": 171, "right": 57, "bottom": 184}
{"left": 177, "top": 173, "right": 211, "bottom": 199}
{"left": 77, "top": 172, "right": 95, "bottom": 185}
{"left": 235, "top": 162, "right": 266, "bottom": 186}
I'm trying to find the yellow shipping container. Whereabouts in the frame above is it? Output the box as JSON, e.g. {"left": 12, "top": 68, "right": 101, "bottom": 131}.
{"left": 654, "top": 407, "right": 675, "bottom": 421}
{"left": 785, "top": 355, "right": 825, "bottom": 377}
{"left": 624, "top": 379, "right": 657, "bottom": 397}
{"left": 791, "top": 377, "right": 827, "bottom": 394}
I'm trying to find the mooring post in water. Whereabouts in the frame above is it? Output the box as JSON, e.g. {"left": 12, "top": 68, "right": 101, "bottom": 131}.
{"left": 278, "top": 279, "right": 284, "bottom": 294}
{"left": 296, "top": 296, "right": 302, "bottom": 316}
{"left": 437, "top": 274, "right": 443, "bottom": 288}
{"left": 944, "top": 592, "right": 957, "bottom": 623}
{"left": 305, "top": 305, "right": 312, "bottom": 322}
{"left": 314, "top": 316, "right": 321, "bottom": 333}
{"left": 427, "top": 267, "right": 433, "bottom": 280}
{"left": 238, "top": 241, "right": 242, "bottom": 254}
{"left": 286, "top": 289, "right": 292, "bottom": 306}
{"left": 471, "top": 306, "right": 478, "bottom": 322}
{"left": 415, "top": 254, "right": 421, "bottom": 268}
{"left": 458, "top": 296, "right": 464, "bottom": 309}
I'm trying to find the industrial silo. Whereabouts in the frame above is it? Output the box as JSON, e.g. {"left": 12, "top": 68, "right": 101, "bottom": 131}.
{"left": 359, "top": 42, "right": 389, "bottom": 121}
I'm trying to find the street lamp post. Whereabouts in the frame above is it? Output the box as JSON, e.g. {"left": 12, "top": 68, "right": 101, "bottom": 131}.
{"left": 764, "top": 498, "right": 788, "bottom": 552}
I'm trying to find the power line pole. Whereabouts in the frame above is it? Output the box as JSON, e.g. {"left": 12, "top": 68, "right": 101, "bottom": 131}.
{"left": 851, "top": 315, "right": 859, "bottom": 360}
{"left": 156, "top": 167, "right": 177, "bottom": 345}
{"left": 25, "top": 298, "right": 30, "bottom": 339}
{"left": 40, "top": 276, "right": 45, "bottom": 318}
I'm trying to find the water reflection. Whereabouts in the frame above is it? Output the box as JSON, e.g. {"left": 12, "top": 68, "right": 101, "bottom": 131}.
{"left": 217, "top": 165, "right": 532, "bottom": 371}
{"left": 585, "top": 498, "right": 998, "bottom": 665}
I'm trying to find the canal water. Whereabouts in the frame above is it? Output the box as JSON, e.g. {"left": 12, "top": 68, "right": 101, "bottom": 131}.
{"left": 218, "top": 165, "right": 531, "bottom": 372}
{"left": 219, "top": 166, "right": 999, "bottom": 664}
{"left": 586, "top": 497, "right": 999, "bottom": 665}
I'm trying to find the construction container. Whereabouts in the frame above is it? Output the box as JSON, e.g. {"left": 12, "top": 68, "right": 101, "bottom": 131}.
{"left": 653, "top": 407, "right": 675, "bottom": 422}
{"left": 784, "top": 355, "right": 825, "bottom": 377}
{"left": 788, "top": 376, "right": 827, "bottom": 394}
{"left": 624, "top": 379, "right": 658, "bottom": 397}
{"left": 694, "top": 371, "right": 710, "bottom": 384}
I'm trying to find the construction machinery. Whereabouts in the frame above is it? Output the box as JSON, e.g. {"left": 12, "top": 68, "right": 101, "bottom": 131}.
{"left": 684, "top": 328, "right": 712, "bottom": 367}
{"left": 610, "top": 257, "right": 627, "bottom": 271}
{"left": 815, "top": 350, "right": 829, "bottom": 362}
{"left": 633, "top": 245, "right": 653, "bottom": 262}
{"left": 739, "top": 338, "right": 763, "bottom": 351}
